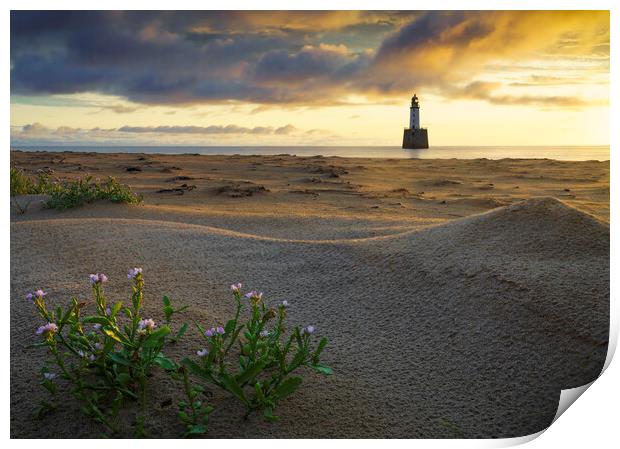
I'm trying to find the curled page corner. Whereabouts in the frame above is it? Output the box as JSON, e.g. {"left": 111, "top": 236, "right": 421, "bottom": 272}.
{"left": 485, "top": 375, "right": 605, "bottom": 447}
{"left": 481, "top": 384, "right": 592, "bottom": 448}
{"left": 552, "top": 381, "right": 595, "bottom": 425}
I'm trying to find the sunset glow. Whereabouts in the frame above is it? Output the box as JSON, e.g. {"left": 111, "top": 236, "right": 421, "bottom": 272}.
{"left": 10, "top": 11, "right": 609, "bottom": 146}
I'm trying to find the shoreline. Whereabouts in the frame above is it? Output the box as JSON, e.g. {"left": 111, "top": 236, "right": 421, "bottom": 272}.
{"left": 10, "top": 146, "right": 611, "bottom": 162}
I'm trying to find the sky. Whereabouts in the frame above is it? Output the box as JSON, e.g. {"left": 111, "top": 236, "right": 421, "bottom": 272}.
{"left": 10, "top": 10, "right": 610, "bottom": 147}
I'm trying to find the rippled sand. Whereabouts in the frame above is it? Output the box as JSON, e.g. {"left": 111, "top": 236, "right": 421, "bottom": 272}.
{"left": 10, "top": 151, "right": 609, "bottom": 438}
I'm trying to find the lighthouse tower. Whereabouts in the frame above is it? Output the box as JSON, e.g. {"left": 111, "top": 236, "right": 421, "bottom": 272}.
{"left": 410, "top": 94, "right": 420, "bottom": 129}
{"left": 402, "top": 92, "right": 429, "bottom": 149}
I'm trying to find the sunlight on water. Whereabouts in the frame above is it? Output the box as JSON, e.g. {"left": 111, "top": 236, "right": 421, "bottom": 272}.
{"left": 11, "top": 145, "right": 610, "bottom": 161}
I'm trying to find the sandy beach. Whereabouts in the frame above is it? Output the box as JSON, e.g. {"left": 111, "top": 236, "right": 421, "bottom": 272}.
{"left": 10, "top": 150, "right": 609, "bottom": 438}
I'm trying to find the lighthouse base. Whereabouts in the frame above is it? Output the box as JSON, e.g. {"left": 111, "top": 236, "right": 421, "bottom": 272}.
{"left": 402, "top": 128, "right": 429, "bottom": 149}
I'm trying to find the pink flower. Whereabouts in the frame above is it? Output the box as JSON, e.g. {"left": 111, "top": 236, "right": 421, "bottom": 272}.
{"left": 127, "top": 267, "right": 143, "bottom": 279}
{"left": 230, "top": 282, "right": 242, "bottom": 293}
{"left": 244, "top": 290, "right": 263, "bottom": 301}
{"left": 36, "top": 323, "right": 58, "bottom": 336}
{"left": 34, "top": 289, "right": 47, "bottom": 299}
{"left": 138, "top": 318, "right": 156, "bottom": 332}
{"left": 89, "top": 273, "right": 108, "bottom": 284}
{"left": 301, "top": 325, "right": 315, "bottom": 335}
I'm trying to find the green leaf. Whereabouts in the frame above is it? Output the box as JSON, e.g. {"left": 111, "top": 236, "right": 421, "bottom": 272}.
{"left": 163, "top": 306, "right": 174, "bottom": 321}
{"left": 116, "top": 372, "right": 131, "bottom": 385}
{"left": 225, "top": 319, "right": 236, "bottom": 335}
{"left": 312, "top": 365, "right": 333, "bottom": 375}
{"left": 274, "top": 377, "right": 302, "bottom": 401}
{"left": 142, "top": 326, "right": 171, "bottom": 348}
{"left": 181, "top": 358, "right": 210, "bottom": 379}
{"left": 187, "top": 424, "right": 207, "bottom": 435}
{"left": 111, "top": 301, "right": 123, "bottom": 317}
{"left": 103, "top": 337, "right": 116, "bottom": 352}
{"left": 287, "top": 349, "right": 306, "bottom": 372}
{"left": 34, "top": 401, "right": 57, "bottom": 420}
{"left": 174, "top": 323, "right": 188, "bottom": 341}
{"left": 108, "top": 352, "right": 133, "bottom": 367}
{"left": 82, "top": 316, "right": 110, "bottom": 325}
{"left": 154, "top": 353, "right": 177, "bottom": 371}
{"left": 314, "top": 337, "right": 328, "bottom": 357}
{"left": 263, "top": 407, "right": 278, "bottom": 422}
{"left": 163, "top": 295, "right": 171, "bottom": 306}
{"left": 195, "top": 323, "right": 206, "bottom": 337}
{"left": 221, "top": 373, "right": 247, "bottom": 405}
{"left": 61, "top": 306, "right": 74, "bottom": 323}
{"left": 236, "top": 361, "right": 265, "bottom": 385}
{"left": 254, "top": 382, "right": 266, "bottom": 402}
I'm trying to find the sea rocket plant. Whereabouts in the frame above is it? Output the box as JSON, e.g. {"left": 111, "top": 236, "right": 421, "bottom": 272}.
{"left": 27, "top": 273, "right": 332, "bottom": 437}
{"left": 30, "top": 269, "right": 188, "bottom": 437}
{"left": 182, "top": 284, "right": 332, "bottom": 422}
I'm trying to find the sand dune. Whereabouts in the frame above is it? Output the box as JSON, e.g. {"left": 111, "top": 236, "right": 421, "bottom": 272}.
{"left": 10, "top": 192, "right": 608, "bottom": 438}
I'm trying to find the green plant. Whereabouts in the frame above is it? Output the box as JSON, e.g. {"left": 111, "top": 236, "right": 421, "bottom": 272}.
{"left": 182, "top": 284, "right": 332, "bottom": 422}
{"left": 175, "top": 365, "right": 214, "bottom": 437}
{"left": 9, "top": 167, "right": 141, "bottom": 210}
{"left": 45, "top": 176, "right": 142, "bottom": 210}
{"left": 29, "top": 268, "right": 187, "bottom": 437}
{"left": 10, "top": 167, "right": 38, "bottom": 196}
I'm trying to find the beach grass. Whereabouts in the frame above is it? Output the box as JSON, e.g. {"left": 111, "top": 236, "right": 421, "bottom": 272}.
{"left": 10, "top": 167, "right": 142, "bottom": 210}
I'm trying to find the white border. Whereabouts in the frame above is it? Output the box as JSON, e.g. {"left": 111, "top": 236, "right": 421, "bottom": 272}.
{"left": 3, "top": 1, "right": 617, "bottom": 446}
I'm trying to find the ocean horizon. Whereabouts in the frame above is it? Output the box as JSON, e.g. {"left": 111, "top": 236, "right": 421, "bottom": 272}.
{"left": 10, "top": 144, "right": 610, "bottom": 161}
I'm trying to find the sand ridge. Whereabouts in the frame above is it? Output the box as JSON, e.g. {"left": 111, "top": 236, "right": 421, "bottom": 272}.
{"left": 10, "top": 190, "right": 609, "bottom": 438}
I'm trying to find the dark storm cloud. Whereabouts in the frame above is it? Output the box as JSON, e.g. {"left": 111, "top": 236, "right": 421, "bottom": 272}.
{"left": 254, "top": 45, "right": 356, "bottom": 83}
{"left": 10, "top": 11, "right": 609, "bottom": 108}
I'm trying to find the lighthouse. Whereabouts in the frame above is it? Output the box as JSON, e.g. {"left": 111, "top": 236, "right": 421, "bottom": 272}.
{"left": 402, "top": 93, "right": 429, "bottom": 149}
{"left": 410, "top": 94, "right": 420, "bottom": 129}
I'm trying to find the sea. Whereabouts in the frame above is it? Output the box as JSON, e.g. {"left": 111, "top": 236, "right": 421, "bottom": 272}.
{"left": 10, "top": 145, "right": 610, "bottom": 162}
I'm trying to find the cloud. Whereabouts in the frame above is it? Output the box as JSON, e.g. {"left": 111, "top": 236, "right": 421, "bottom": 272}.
{"left": 275, "top": 124, "right": 297, "bottom": 135}
{"left": 254, "top": 44, "right": 356, "bottom": 84}
{"left": 117, "top": 124, "right": 299, "bottom": 135}
{"left": 103, "top": 104, "right": 141, "bottom": 113}
{"left": 12, "top": 122, "right": 318, "bottom": 145}
{"left": 10, "top": 11, "right": 609, "bottom": 109}
{"left": 442, "top": 81, "right": 607, "bottom": 108}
